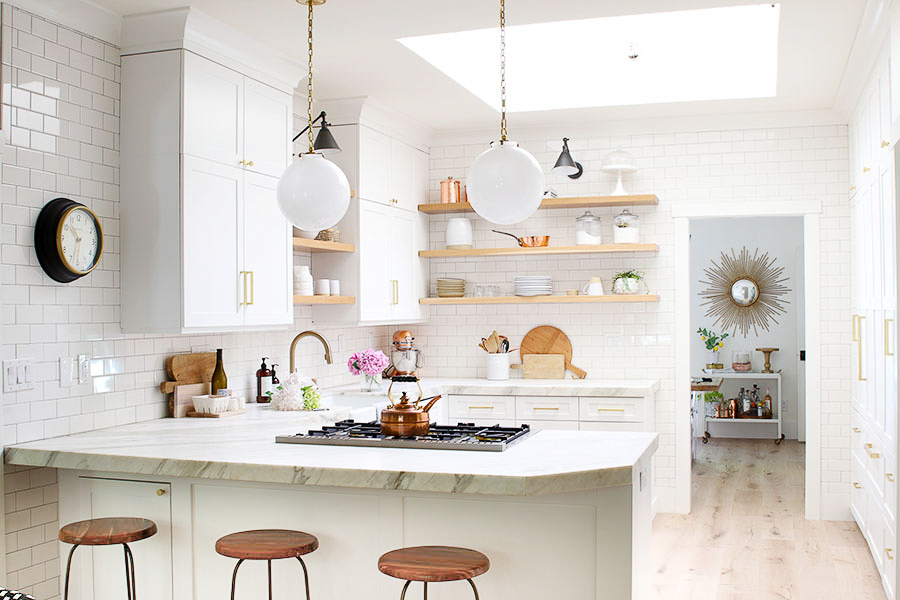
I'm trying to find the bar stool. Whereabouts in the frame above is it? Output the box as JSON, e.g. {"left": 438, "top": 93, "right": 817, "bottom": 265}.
{"left": 215, "top": 529, "right": 318, "bottom": 600}
{"left": 378, "top": 546, "right": 490, "bottom": 599}
{"left": 0, "top": 589, "right": 36, "bottom": 600}
{"left": 59, "top": 517, "right": 158, "bottom": 600}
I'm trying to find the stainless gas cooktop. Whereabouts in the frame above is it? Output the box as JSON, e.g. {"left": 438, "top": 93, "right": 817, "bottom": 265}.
{"left": 275, "top": 420, "right": 532, "bottom": 452}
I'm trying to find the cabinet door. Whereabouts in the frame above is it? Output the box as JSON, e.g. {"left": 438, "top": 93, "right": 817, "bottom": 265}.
{"left": 183, "top": 156, "right": 244, "bottom": 329}
{"left": 879, "top": 62, "right": 893, "bottom": 151}
{"left": 243, "top": 172, "right": 292, "bottom": 327}
{"left": 183, "top": 52, "right": 244, "bottom": 168}
{"left": 358, "top": 126, "right": 391, "bottom": 205}
{"left": 358, "top": 200, "right": 392, "bottom": 321}
{"left": 243, "top": 78, "right": 291, "bottom": 178}
{"left": 389, "top": 208, "right": 417, "bottom": 320}
{"left": 389, "top": 139, "right": 415, "bottom": 211}
{"left": 81, "top": 478, "right": 173, "bottom": 600}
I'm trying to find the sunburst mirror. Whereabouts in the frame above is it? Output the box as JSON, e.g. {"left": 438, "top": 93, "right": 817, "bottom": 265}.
{"left": 699, "top": 247, "right": 790, "bottom": 337}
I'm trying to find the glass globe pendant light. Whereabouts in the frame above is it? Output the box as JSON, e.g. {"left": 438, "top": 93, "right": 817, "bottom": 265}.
{"left": 277, "top": 0, "right": 350, "bottom": 232}
{"left": 466, "top": 0, "right": 544, "bottom": 226}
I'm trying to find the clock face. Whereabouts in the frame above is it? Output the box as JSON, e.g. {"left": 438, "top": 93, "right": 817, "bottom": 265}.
{"left": 58, "top": 207, "right": 101, "bottom": 274}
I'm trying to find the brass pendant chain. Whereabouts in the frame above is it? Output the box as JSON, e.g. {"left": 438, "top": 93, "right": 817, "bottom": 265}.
{"left": 499, "top": 0, "right": 507, "bottom": 143}
{"left": 306, "top": 0, "right": 315, "bottom": 154}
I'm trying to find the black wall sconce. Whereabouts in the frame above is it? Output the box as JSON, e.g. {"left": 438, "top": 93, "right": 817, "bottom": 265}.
{"left": 292, "top": 110, "right": 341, "bottom": 155}
{"left": 552, "top": 137, "right": 583, "bottom": 179}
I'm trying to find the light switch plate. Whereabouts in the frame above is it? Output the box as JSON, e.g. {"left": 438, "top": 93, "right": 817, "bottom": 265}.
{"left": 3, "top": 358, "right": 34, "bottom": 393}
{"left": 60, "top": 357, "right": 75, "bottom": 387}
{"left": 77, "top": 354, "right": 90, "bottom": 384}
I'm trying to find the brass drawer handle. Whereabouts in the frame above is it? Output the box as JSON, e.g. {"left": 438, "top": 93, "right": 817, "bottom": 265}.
{"left": 853, "top": 427, "right": 862, "bottom": 433}
{"left": 858, "top": 316, "right": 867, "bottom": 381}
{"left": 597, "top": 407, "right": 626, "bottom": 412}
{"left": 887, "top": 548, "right": 895, "bottom": 560}
{"left": 886, "top": 318, "right": 894, "bottom": 357}
{"left": 852, "top": 314, "right": 858, "bottom": 342}
{"left": 854, "top": 482, "right": 863, "bottom": 489}
{"left": 865, "top": 443, "right": 880, "bottom": 459}
{"left": 850, "top": 185, "right": 857, "bottom": 191}
{"left": 882, "top": 141, "right": 891, "bottom": 148}
{"left": 468, "top": 406, "right": 494, "bottom": 410}
{"left": 863, "top": 166, "right": 871, "bottom": 173}
{"left": 157, "top": 488, "right": 167, "bottom": 496}
{"left": 533, "top": 407, "right": 560, "bottom": 411}
{"left": 887, "top": 473, "right": 895, "bottom": 483}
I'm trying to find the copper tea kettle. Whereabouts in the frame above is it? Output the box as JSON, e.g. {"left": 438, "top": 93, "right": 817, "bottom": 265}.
{"left": 380, "top": 393, "right": 441, "bottom": 438}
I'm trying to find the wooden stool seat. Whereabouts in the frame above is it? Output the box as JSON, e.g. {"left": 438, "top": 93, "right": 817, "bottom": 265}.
{"left": 59, "top": 517, "right": 157, "bottom": 546}
{"left": 215, "top": 529, "right": 319, "bottom": 560}
{"left": 378, "top": 546, "right": 490, "bottom": 583}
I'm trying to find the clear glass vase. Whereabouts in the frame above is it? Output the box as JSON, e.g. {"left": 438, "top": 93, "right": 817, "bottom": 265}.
{"left": 360, "top": 373, "right": 381, "bottom": 392}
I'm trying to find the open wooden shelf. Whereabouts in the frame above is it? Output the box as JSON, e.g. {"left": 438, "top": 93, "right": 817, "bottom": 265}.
{"left": 293, "top": 295, "right": 356, "bottom": 305}
{"left": 419, "top": 294, "right": 659, "bottom": 305}
{"left": 419, "top": 243, "right": 658, "bottom": 259}
{"left": 292, "top": 237, "right": 355, "bottom": 253}
{"left": 418, "top": 194, "right": 658, "bottom": 215}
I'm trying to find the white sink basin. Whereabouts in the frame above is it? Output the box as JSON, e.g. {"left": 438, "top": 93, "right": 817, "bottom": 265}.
{"left": 320, "top": 391, "right": 388, "bottom": 423}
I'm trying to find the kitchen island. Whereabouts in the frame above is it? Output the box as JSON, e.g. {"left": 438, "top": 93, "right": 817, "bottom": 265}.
{"left": 6, "top": 404, "right": 657, "bottom": 600}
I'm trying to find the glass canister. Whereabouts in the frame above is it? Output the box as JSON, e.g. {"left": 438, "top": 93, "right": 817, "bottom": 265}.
{"left": 575, "top": 210, "right": 602, "bottom": 245}
{"left": 613, "top": 209, "right": 640, "bottom": 244}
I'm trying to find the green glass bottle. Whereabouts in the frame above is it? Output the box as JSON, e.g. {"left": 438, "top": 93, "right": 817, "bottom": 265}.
{"left": 211, "top": 348, "right": 227, "bottom": 395}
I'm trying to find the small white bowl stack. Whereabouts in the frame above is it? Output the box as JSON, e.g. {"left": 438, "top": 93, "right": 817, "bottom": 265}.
{"left": 514, "top": 275, "right": 552, "bottom": 297}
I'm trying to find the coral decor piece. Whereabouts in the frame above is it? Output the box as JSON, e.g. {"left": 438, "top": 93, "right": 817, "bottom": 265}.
{"left": 270, "top": 372, "right": 321, "bottom": 411}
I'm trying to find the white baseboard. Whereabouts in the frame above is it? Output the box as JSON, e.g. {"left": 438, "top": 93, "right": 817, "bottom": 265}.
{"left": 820, "top": 491, "right": 853, "bottom": 521}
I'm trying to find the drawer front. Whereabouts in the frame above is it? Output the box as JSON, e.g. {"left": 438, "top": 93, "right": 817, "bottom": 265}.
{"left": 579, "top": 421, "right": 647, "bottom": 433}
{"left": 579, "top": 396, "right": 645, "bottom": 423}
{"left": 867, "top": 490, "right": 885, "bottom": 572}
{"left": 851, "top": 454, "right": 868, "bottom": 531}
{"left": 865, "top": 433, "right": 886, "bottom": 499}
{"left": 886, "top": 453, "right": 897, "bottom": 531}
{"left": 517, "top": 419, "right": 579, "bottom": 432}
{"left": 450, "top": 418, "right": 517, "bottom": 428}
{"left": 448, "top": 395, "right": 515, "bottom": 421}
{"left": 516, "top": 396, "right": 579, "bottom": 421}
{"left": 885, "top": 513, "right": 897, "bottom": 600}
{"left": 851, "top": 415, "right": 866, "bottom": 459}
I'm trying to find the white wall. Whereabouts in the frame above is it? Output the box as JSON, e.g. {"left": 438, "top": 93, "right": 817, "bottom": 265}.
{"left": 689, "top": 216, "right": 805, "bottom": 439}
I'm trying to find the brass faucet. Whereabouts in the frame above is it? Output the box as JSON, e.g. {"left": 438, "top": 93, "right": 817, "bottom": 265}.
{"left": 289, "top": 330, "right": 333, "bottom": 372}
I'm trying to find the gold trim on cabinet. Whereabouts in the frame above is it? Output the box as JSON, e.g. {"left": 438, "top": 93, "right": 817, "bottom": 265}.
{"left": 853, "top": 427, "right": 862, "bottom": 433}
{"left": 239, "top": 271, "right": 249, "bottom": 306}
{"left": 852, "top": 314, "right": 858, "bottom": 342}
{"left": 533, "top": 407, "right": 560, "bottom": 411}
{"left": 887, "top": 473, "right": 895, "bottom": 483}
{"left": 886, "top": 318, "right": 894, "bottom": 357}
{"left": 865, "top": 443, "right": 880, "bottom": 459}
{"left": 854, "top": 482, "right": 863, "bottom": 489}
{"left": 390, "top": 280, "right": 399, "bottom": 305}
{"left": 882, "top": 141, "right": 891, "bottom": 148}
{"left": 248, "top": 271, "right": 255, "bottom": 306}
{"left": 597, "top": 407, "right": 626, "bottom": 412}
{"left": 850, "top": 185, "right": 857, "bottom": 191}
{"left": 468, "top": 406, "right": 495, "bottom": 410}
{"left": 863, "top": 166, "right": 871, "bottom": 173}
{"left": 858, "top": 315, "right": 867, "bottom": 381}
{"left": 888, "top": 548, "right": 895, "bottom": 560}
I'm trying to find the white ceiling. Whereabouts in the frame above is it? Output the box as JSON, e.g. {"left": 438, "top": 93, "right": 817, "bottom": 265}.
{"left": 90, "top": 0, "right": 867, "bottom": 133}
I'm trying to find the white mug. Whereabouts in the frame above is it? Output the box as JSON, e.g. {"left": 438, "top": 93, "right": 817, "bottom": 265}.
{"left": 329, "top": 280, "right": 340, "bottom": 296}
{"left": 315, "top": 279, "right": 331, "bottom": 295}
{"left": 582, "top": 277, "right": 605, "bottom": 296}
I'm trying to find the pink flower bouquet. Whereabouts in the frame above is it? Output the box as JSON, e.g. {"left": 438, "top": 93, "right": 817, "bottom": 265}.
{"left": 348, "top": 349, "right": 390, "bottom": 377}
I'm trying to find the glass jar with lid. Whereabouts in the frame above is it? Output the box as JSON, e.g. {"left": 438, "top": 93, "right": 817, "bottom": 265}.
{"left": 613, "top": 209, "right": 640, "bottom": 244}
{"left": 575, "top": 210, "right": 602, "bottom": 245}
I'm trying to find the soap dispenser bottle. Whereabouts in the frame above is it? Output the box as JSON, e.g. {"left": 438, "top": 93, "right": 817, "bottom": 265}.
{"left": 256, "top": 358, "right": 273, "bottom": 403}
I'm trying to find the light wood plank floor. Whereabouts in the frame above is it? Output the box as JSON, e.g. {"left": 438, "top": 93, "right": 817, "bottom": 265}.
{"left": 652, "top": 438, "right": 886, "bottom": 599}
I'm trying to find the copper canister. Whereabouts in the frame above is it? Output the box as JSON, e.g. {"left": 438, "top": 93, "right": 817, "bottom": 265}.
{"left": 440, "top": 177, "right": 461, "bottom": 203}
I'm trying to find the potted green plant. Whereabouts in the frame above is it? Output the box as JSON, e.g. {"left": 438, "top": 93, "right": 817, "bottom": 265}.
{"left": 704, "top": 391, "right": 724, "bottom": 418}
{"left": 612, "top": 269, "right": 646, "bottom": 294}
{"left": 697, "top": 327, "right": 728, "bottom": 369}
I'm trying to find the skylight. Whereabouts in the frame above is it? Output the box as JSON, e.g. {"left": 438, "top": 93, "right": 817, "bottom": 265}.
{"left": 398, "top": 4, "right": 780, "bottom": 112}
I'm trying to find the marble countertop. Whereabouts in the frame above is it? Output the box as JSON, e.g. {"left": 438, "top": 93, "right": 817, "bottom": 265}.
{"left": 331, "top": 377, "right": 660, "bottom": 398}
{"left": 5, "top": 403, "right": 658, "bottom": 497}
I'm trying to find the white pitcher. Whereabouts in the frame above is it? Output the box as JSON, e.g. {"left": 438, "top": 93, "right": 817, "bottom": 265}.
{"left": 582, "top": 276, "right": 605, "bottom": 296}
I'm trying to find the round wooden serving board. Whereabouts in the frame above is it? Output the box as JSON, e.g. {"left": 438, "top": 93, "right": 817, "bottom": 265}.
{"left": 519, "top": 326, "right": 587, "bottom": 379}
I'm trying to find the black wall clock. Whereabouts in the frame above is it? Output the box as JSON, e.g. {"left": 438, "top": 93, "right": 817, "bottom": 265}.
{"left": 34, "top": 198, "right": 104, "bottom": 283}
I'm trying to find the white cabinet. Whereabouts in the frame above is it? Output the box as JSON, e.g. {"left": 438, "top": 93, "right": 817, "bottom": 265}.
{"left": 121, "top": 48, "right": 293, "bottom": 333}
{"left": 64, "top": 477, "right": 173, "bottom": 600}
{"left": 358, "top": 126, "right": 392, "bottom": 205}
{"left": 849, "top": 45, "right": 899, "bottom": 600}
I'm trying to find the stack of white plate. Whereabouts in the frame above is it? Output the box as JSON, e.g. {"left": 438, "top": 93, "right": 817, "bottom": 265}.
{"left": 514, "top": 276, "right": 552, "bottom": 296}
{"left": 436, "top": 278, "right": 466, "bottom": 298}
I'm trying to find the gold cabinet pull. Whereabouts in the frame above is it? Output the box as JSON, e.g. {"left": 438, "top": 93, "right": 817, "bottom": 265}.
{"left": 886, "top": 318, "right": 894, "bottom": 357}
{"left": 157, "top": 488, "right": 167, "bottom": 496}
{"left": 597, "top": 407, "right": 626, "bottom": 412}
{"left": 854, "top": 482, "right": 863, "bottom": 489}
{"left": 887, "top": 548, "right": 895, "bottom": 560}
{"left": 468, "top": 405, "right": 494, "bottom": 410}
{"left": 390, "top": 280, "right": 399, "bottom": 305}
{"left": 248, "top": 160, "right": 254, "bottom": 167}
{"left": 248, "top": 271, "right": 255, "bottom": 305}
{"left": 850, "top": 185, "right": 857, "bottom": 191}
{"left": 863, "top": 166, "right": 871, "bottom": 173}
{"left": 882, "top": 140, "right": 891, "bottom": 148}
{"left": 887, "top": 473, "right": 895, "bottom": 482}
{"left": 853, "top": 427, "right": 862, "bottom": 433}
{"left": 239, "top": 271, "right": 248, "bottom": 306}
{"left": 533, "top": 407, "right": 560, "bottom": 411}
{"left": 390, "top": 198, "right": 398, "bottom": 205}
{"left": 858, "top": 315, "right": 867, "bottom": 381}
{"left": 852, "top": 314, "right": 858, "bottom": 342}
{"left": 865, "top": 443, "right": 880, "bottom": 459}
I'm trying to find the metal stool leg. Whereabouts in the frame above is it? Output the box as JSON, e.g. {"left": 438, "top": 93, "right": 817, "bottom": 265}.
{"left": 229, "top": 559, "right": 245, "bottom": 600}
{"left": 423, "top": 581, "right": 428, "bottom": 599}
{"left": 268, "top": 559, "right": 273, "bottom": 600}
{"left": 123, "top": 545, "right": 133, "bottom": 600}
{"left": 63, "top": 544, "right": 80, "bottom": 600}
{"left": 399, "top": 580, "right": 412, "bottom": 600}
{"left": 124, "top": 543, "right": 137, "bottom": 599}
{"left": 466, "top": 579, "right": 480, "bottom": 600}
{"left": 296, "top": 557, "right": 311, "bottom": 600}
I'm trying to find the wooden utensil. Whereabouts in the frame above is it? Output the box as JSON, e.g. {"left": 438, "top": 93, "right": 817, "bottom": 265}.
{"left": 160, "top": 352, "right": 216, "bottom": 394}
{"left": 170, "top": 382, "right": 209, "bottom": 418}
{"left": 520, "top": 326, "right": 587, "bottom": 379}
{"left": 522, "top": 354, "right": 565, "bottom": 379}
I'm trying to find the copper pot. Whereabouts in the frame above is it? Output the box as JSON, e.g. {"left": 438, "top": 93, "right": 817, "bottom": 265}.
{"left": 492, "top": 230, "right": 550, "bottom": 247}
{"left": 380, "top": 393, "right": 441, "bottom": 437}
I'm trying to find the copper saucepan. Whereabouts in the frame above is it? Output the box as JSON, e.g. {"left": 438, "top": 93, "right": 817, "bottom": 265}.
{"left": 492, "top": 230, "right": 550, "bottom": 247}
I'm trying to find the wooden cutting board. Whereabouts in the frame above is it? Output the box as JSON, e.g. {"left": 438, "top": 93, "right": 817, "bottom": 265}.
{"left": 520, "top": 326, "right": 587, "bottom": 379}
{"left": 522, "top": 354, "right": 565, "bottom": 379}
{"left": 170, "top": 382, "right": 209, "bottom": 418}
{"left": 160, "top": 352, "right": 216, "bottom": 394}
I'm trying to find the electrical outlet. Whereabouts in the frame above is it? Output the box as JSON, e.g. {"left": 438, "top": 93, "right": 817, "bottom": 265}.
{"left": 60, "top": 357, "right": 75, "bottom": 387}
{"left": 77, "top": 354, "right": 90, "bottom": 384}
{"left": 3, "top": 358, "right": 34, "bottom": 393}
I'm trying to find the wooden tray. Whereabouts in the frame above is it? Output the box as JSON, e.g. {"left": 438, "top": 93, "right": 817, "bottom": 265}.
{"left": 186, "top": 409, "right": 247, "bottom": 418}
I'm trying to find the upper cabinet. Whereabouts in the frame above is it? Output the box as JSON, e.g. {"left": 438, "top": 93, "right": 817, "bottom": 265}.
{"left": 850, "top": 48, "right": 892, "bottom": 198}
{"left": 119, "top": 9, "right": 299, "bottom": 333}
